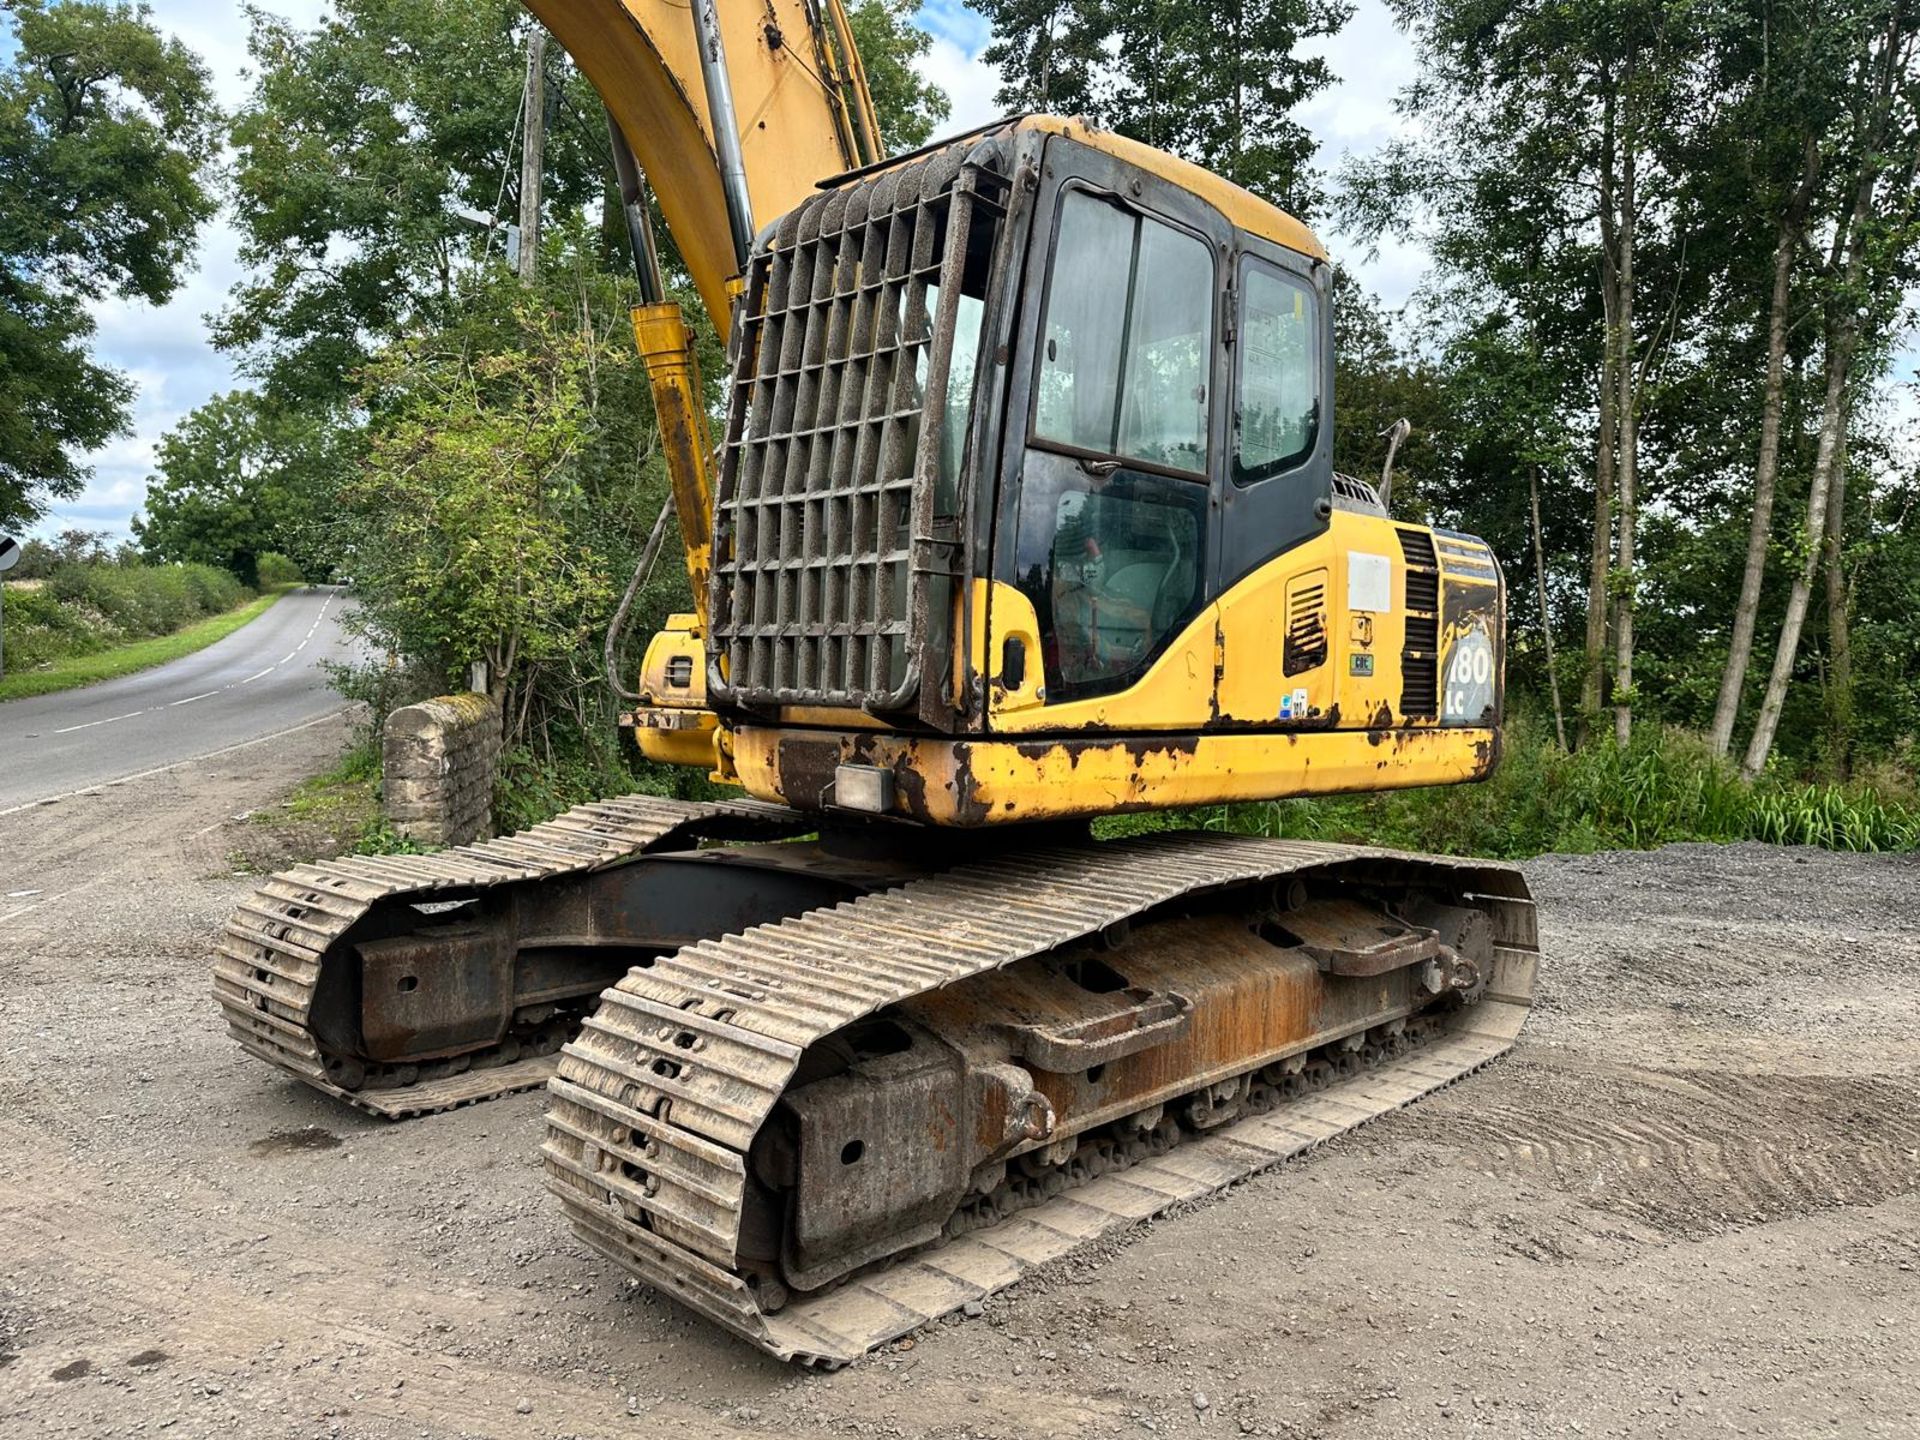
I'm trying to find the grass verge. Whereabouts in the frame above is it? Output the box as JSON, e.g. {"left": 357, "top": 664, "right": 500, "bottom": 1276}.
{"left": 230, "top": 741, "right": 414, "bottom": 873}
{"left": 0, "top": 584, "right": 299, "bottom": 703}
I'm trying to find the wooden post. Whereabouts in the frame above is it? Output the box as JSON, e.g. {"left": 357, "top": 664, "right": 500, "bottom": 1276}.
{"left": 517, "top": 28, "right": 547, "bottom": 284}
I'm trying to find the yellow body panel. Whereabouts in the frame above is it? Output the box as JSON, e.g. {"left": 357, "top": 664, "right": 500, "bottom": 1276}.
{"left": 981, "top": 511, "right": 1441, "bottom": 736}
{"left": 720, "top": 513, "right": 1503, "bottom": 825}
{"left": 629, "top": 614, "right": 720, "bottom": 769}
{"left": 731, "top": 724, "right": 1496, "bottom": 825}
{"left": 1211, "top": 511, "right": 1415, "bottom": 732}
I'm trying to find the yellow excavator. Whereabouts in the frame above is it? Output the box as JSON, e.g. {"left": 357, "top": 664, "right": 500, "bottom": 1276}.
{"left": 213, "top": 0, "right": 1538, "bottom": 1365}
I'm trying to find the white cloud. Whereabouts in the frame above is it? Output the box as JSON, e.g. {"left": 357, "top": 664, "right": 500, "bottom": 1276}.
{"left": 914, "top": 33, "right": 1002, "bottom": 133}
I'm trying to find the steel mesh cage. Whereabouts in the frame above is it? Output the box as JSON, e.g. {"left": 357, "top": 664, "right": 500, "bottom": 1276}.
{"left": 708, "top": 141, "right": 987, "bottom": 711}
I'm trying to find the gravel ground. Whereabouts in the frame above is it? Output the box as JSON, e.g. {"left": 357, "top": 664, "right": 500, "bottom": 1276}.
{"left": 0, "top": 719, "right": 1915, "bottom": 1439}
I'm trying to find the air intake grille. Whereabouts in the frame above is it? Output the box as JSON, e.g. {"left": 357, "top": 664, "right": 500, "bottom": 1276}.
{"left": 709, "top": 141, "right": 993, "bottom": 712}
{"left": 1398, "top": 528, "right": 1440, "bottom": 719}
{"left": 1284, "top": 575, "right": 1328, "bottom": 676}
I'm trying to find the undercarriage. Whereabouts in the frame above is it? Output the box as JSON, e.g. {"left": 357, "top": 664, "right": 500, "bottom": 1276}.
{"left": 213, "top": 796, "right": 1535, "bottom": 1361}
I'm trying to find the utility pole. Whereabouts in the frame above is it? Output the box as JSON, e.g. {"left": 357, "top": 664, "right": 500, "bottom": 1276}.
{"left": 517, "top": 27, "right": 548, "bottom": 284}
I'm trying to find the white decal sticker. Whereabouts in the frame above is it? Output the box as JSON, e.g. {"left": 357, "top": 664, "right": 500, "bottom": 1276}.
{"left": 1347, "top": 551, "right": 1392, "bottom": 613}
{"left": 1443, "top": 625, "right": 1497, "bottom": 723}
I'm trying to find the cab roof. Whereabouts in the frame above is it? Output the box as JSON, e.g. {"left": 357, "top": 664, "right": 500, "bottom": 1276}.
{"left": 819, "top": 113, "right": 1329, "bottom": 264}
{"left": 1013, "top": 116, "right": 1328, "bottom": 263}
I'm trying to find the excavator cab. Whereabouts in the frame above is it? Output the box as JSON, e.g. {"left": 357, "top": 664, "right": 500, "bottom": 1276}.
{"left": 637, "top": 119, "right": 1506, "bottom": 825}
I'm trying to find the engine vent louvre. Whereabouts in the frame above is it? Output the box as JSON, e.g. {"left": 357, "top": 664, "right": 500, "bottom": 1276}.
{"left": 1284, "top": 578, "right": 1328, "bottom": 676}
{"left": 1398, "top": 528, "right": 1440, "bottom": 719}
{"left": 1330, "top": 472, "right": 1388, "bottom": 515}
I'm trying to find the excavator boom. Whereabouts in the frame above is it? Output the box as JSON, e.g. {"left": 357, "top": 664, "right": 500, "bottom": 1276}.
{"left": 527, "top": 0, "right": 880, "bottom": 338}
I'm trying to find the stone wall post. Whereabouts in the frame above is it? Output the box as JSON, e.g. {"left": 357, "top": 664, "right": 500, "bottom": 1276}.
{"left": 382, "top": 691, "right": 504, "bottom": 846}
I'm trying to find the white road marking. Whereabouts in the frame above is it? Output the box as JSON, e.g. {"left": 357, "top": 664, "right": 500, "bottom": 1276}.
{"left": 19, "top": 590, "right": 344, "bottom": 740}
{"left": 52, "top": 709, "right": 146, "bottom": 735}
{"left": 0, "top": 888, "right": 75, "bottom": 926}
{"left": 0, "top": 708, "right": 353, "bottom": 819}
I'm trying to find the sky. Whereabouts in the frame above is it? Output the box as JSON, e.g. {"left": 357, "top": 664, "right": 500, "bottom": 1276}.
{"left": 19, "top": 0, "right": 1427, "bottom": 542}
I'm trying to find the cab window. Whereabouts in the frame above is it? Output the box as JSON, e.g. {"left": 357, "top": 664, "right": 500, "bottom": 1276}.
{"left": 1014, "top": 187, "right": 1216, "bottom": 701}
{"left": 1235, "top": 260, "right": 1319, "bottom": 483}
{"left": 1033, "top": 188, "right": 1215, "bottom": 474}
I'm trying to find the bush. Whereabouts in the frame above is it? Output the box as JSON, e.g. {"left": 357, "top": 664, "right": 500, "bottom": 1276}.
{"left": 4, "top": 558, "right": 252, "bottom": 672}
{"left": 257, "top": 552, "right": 305, "bottom": 587}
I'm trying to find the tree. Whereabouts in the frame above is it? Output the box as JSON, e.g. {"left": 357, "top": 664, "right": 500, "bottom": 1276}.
{"left": 337, "top": 276, "right": 660, "bottom": 754}
{"left": 217, "top": 0, "right": 606, "bottom": 407}
{"left": 1742, "top": 2, "right": 1920, "bottom": 777}
{"left": 848, "top": 0, "right": 951, "bottom": 153}
{"left": 134, "top": 391, "right": 348, "bottom": 586}
{"left": 973, "top": 0, "right": 1353, "bottom": 211}
{"left": 0, "top": 0, "right": 220, "bottom": 529}
{"left": 1702, "top": 2, "right": 1850, "bottom": 757}
{"left": 1346, "top": 2, "right": 1767, "bottom": 747}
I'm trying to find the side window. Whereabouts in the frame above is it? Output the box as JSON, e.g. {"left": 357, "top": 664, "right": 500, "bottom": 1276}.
{"left": 1235, "top": 261, "right": 1320, "bottom": 483}
{"left": 1033, "top": 189, "right": 1215, "bottom": 474}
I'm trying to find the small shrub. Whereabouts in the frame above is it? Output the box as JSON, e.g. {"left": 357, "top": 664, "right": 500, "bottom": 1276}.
{"left": 5, "top": 559, "right": 252, "bottom": 673}
{"left": 257, "top": 552, "right": 306, "bottom": 587}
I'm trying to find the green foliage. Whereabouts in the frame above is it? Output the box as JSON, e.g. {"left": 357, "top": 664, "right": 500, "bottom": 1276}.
{"left": 1102, "top": 719, "right": 1920, "bottom": 858}
{"left": 329, "top": 259, "right": 691, "bottom": 806}
{"left": 218, "top": 0, "right": 605, "bottom": 405}
{"left": 1, "top": 552, "right": 252, "bottom": 685}
{"left": 0, "top": 0, "right": 221, "bottom": 529}
{"left": 343, "top": 284, "right": 626, "bottom": 688}
{"left": 847, "top": 0, "right": 951, "bottom": 153}
{"left": 973, "top": 0, "right": 1353, "bottom": 211}
{"left": 255, "top": 552, "right": 305, "bottom": 587}
{"left": 136, "top": 392, "right": 288, "bottom": 586}
{"left": 1335, "top": 0, "right": 1920, "bottom": 772}
{"left": 42, "top": 558, "right": 248, "bottom": 642}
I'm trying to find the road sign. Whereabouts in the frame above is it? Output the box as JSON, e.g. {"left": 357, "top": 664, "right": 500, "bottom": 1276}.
{"left": 0, "top": 534, "right": 15, "bottom": 681}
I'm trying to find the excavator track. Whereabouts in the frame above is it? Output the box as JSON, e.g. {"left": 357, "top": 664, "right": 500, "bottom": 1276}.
{"left": 211, "top": 794, "right": 806, "bottom": 1118}
{"left": 542, "top": 831, "right": 1537, "bottom": 1364}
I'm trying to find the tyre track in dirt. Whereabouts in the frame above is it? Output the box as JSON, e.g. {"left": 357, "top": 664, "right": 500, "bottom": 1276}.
{"left": 1424, "top": 1058, "right": 1920, "bottom": 1238}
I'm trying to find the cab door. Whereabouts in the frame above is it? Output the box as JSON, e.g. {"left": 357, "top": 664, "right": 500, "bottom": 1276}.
{"left": 983, "top": 137, "right": 1231, "bottom": 733}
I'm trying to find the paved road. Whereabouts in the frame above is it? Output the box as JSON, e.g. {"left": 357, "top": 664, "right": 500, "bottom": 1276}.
{"left": 0, "top": 585, "right": 357, "bottom": 813}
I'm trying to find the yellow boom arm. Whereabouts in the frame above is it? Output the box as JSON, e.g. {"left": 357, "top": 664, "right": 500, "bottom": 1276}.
{"left": 525, "top": 0, "right": 881, "bottom": 340}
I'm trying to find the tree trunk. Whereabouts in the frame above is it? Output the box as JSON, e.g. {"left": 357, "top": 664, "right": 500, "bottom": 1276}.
{"left": 1708, "top": 136, "right": 1822, "bottom": 758}
{"left": 1741, "top": 199, "right": 1868, "bottom": 777}
{"left": 1579, "top": 90, "right": 1619, "bottom": 747}
{"left": 1530, "top": 464, "right": 1568, "bottom": 750}
{"left": 1611, "top": 78, "right": 1639, "bottom": 749}
{"left": 1822, "top": 426, "right": 1853, "bottom": 778}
